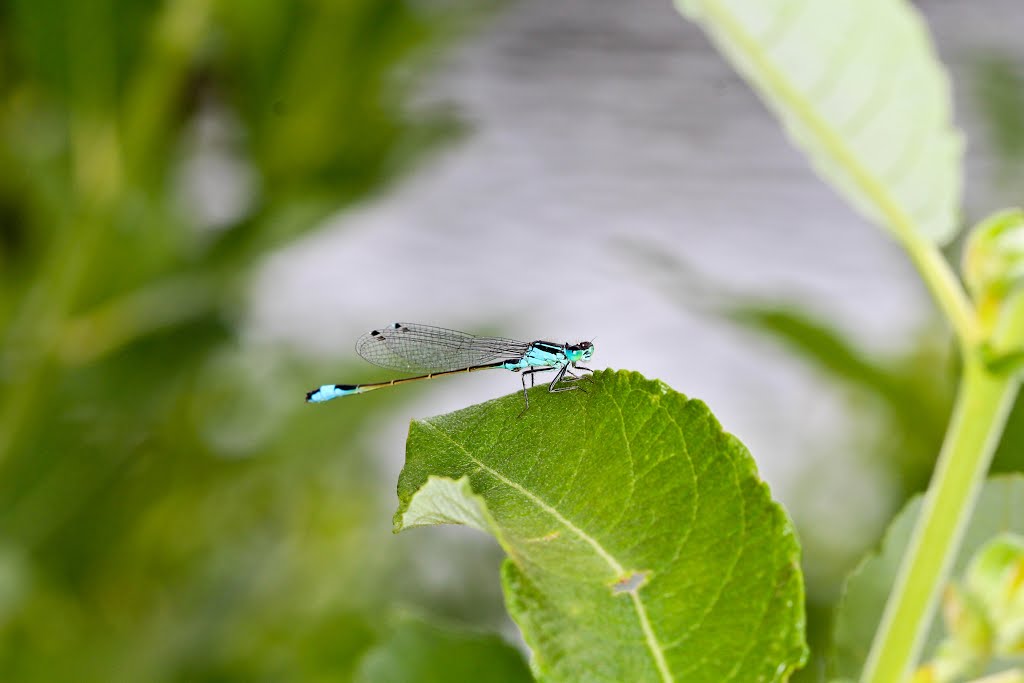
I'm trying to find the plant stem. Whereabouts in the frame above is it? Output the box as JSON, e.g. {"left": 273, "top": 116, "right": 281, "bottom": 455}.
{"left": 860, "top": 356, "right": 1019, "bottom": 683}
{"left": 902, "top": 232, "right": 979, "bottom": 348}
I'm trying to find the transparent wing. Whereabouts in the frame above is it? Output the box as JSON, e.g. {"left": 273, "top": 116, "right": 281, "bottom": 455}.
{"left": 355, "top": 323, "right": 532, "bottom": 373}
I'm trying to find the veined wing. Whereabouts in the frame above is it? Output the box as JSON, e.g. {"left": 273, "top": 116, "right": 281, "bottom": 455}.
{"left": 355, "top": 323, "right": 532, "bottom": 373}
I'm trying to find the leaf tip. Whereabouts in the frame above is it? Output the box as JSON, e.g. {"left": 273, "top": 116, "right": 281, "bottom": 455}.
{"left": 393, "top": 475, "right": 493, "bottom": 535}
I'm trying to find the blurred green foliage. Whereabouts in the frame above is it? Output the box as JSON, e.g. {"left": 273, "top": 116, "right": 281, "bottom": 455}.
{"left": 354, "top": 615, "right": 530, "bottom": 683}
{"left": 0, "top": 1, "right": 511, "bottom": 681}
{"left": 973, "top": 54, "right": 1024, "bottom": 190}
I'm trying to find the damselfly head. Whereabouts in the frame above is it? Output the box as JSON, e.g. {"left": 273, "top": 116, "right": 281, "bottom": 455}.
{"left": 565, "top": 341, "right": 594, "bottom": 362}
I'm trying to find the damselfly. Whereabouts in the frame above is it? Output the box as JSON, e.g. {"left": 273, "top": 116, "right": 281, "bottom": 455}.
{"left": 305, "top": 322, "right": 595, "bottom": 410}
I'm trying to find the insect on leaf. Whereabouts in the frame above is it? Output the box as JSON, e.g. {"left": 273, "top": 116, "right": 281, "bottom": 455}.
{"left": 395, "top": 370, "right": 807, "bottom": 683}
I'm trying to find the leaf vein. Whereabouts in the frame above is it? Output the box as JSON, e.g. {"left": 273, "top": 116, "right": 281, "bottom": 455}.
{"left": 419, "top": 419, "right": 675, "bottom": 683}
{"left": 695, "top": 0, "right": 929, "bottom": 245}
{"left": 661, "top": 411, "right": 746, "bottom": 667}
{"left": 601, "top": 390, "right": 642, "bottom": 533}
{"left": 727, "top": 496, "right": 785, "bottom": 680}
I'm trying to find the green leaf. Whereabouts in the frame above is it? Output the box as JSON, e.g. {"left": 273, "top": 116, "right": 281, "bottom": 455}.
{"left": 962, "top": 534, "right": 1024, "bottom": 657}
{"left": 395, "top": 370, "right": 807, "bottom": 683}
{"left": 833, "top": 476, "right": 1024, "bottom": 680}
{"left": 354, "top": 616, "right": 532, "bottom": 683}
{"left": 972, "top": 55, "right": 1024, "bottom": 180}
{"left": 963, "top": 209, "right": 1024, "bottom": 333}
{"left": 675, "top": 0, "right": 963, "bottom": 245}
{"left": 968, "top": 671, "right": 1024, "bottom": 683}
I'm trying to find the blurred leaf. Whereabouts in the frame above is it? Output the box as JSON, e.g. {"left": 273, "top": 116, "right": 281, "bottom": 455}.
{"left": 676, "top": 0, "right": 963, "bottom": 244}
{"left": 991, "top": 394, "right": 1024, "bottom": 474}
{"left": 968, "top": 671, "right": 1024, "bottom": 683}
{"left": 729, "top": 306, "right": 950, "bottom": 447}
{"left": 354, "top": 616, "right": 531, "bottom": 683}
{"left": 623, "top": 239, "right": 954, "bottom": 494}
{"left": 396, "top": 370, "right": 807, "bottom": 683}
{"left": 731, "top": 305, "right": 957, "bottom": 505}
{"left": 972, "top": 56, "right": 1024, "bottom": 181}
{"left": 961, "top": 534, "right": 1024, "bottom": 656}
{"left": 832, "top": 475, "right": 1024, "bottom": 680}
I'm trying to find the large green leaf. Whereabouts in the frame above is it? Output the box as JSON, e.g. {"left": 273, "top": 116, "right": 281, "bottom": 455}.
{"left": 395, "top": 370, "right": 807, "bottom": 683}
{"left": 676, "top": 0, "right": 963, "bottom": 245}
{"left": 354, "top": 616, "right": 532, "bottom": 683}
{"left": 833, "top": 475, "right": 1024, "bottom": 680}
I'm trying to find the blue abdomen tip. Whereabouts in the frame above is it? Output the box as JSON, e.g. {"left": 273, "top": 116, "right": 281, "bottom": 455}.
{"left": 306, "top": 384, "right": 357, "bottom": 403}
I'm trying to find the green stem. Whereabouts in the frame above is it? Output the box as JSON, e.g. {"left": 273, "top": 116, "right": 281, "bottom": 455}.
{"left": 902, "top": 232, "right": 979, "bottom": 348}
{"left": 860, "top": 357, "right": 1019, "bottom": 683}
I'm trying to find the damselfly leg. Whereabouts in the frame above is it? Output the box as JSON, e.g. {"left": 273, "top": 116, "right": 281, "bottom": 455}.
{"left": 520, "top": 367, "right": 551, "bottom": 412}
{"left": 517, "top": 363, "right": 588, "bottom": 416}
{"left": 547, "top": 364, "right": 577, "bottom": 394}
{"left": 561, "top": 364, "right": 594, "bottom": 382}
